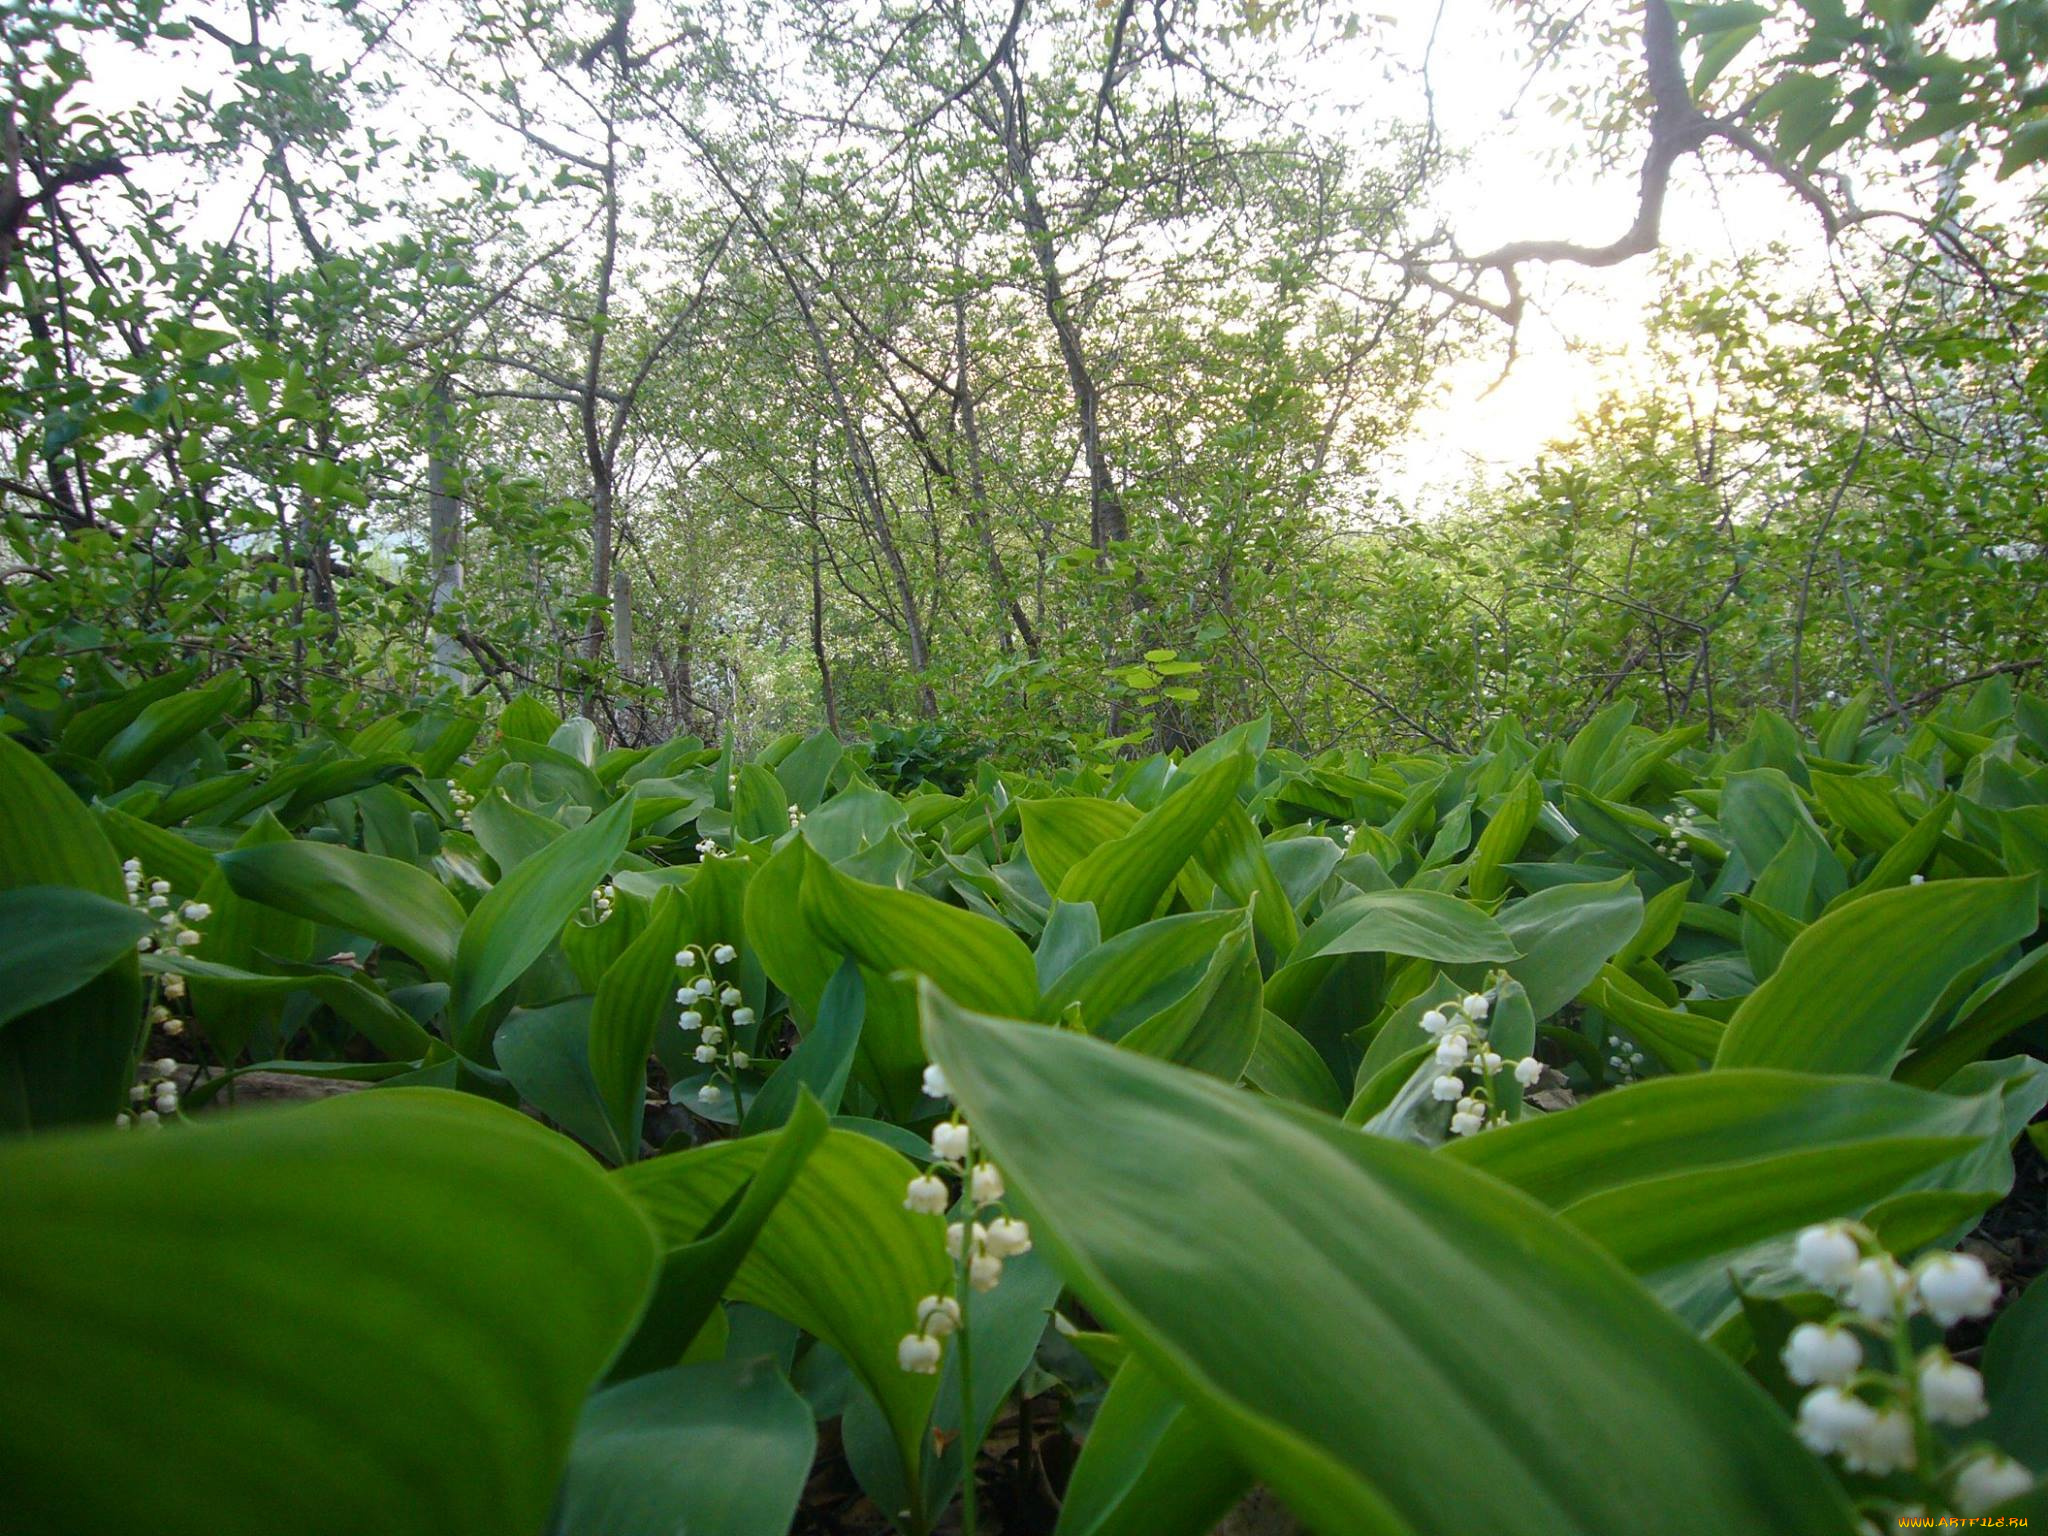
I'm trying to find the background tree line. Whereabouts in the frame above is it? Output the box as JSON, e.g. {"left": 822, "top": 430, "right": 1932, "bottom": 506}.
{"left": 4, "top": 0, "right": 2045, "bottom": 763}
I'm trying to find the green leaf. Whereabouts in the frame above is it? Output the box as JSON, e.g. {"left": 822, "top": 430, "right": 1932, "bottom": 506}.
{"left": 0, "top": 1089, "right": 657, "bottom": 1536}
{"left": 0, "top": 887, "right": 150, "bottom": 1027}
{"left": 1019, "top": 797, "right": 1142, "bottom": 898}
{"left": 1469, "top": 772, "right": 1542, "bottom": 904}
{"left": 1715, "top": 876, "right": 2040, "bottom": 1076}
{"left": 97, "top": 672, "right": 245, "bottom": 788}
{"left": 187, "top": 812, "right": 316, "bottom": 1063}
{"left": 1900, "top": 944, "right": 2048, "bottom": 1087}
{"left": 615, "top": 1123, "right": 947, "bottom": 1504}
{"left": 773, "top": 728, "right": 843, "bottom": 812}
{"left": 1043, "top": 909, "right": 1245, "bottom": 1037}
{"left": 921, "top": 986, "right": 1857, "bottom": 1536}
{"left": 1499, "top": 874, "right": 1644, "bottom": 1019}
{"left": 743, "top": 958, "right": 864, "bottom": 1134}
{"left": 1446, "top": 1070, "right": 1999, "bottom": 1276}
{"left": 553, "top": 1360, "right": 815, "bottom": 1536}
{"left": 795, "top": 835, "right": 1037, "bottom": 1115}
{"left": 607, "top": 1095, "right": 829, "bottom": 1381}
{"left": 1981, "top": 1271, "right": 2048, "bottom": 1469}
{"left": 1244, "top": 1011, "right": 1345, "bottom": 1114}
{"left": 1060, "top": 753, "right": 1251, "bottom": 935}
{"left": 1118, "top": 908, "right": 1263, "bottom": 1080}
{"left": 0, "top": 736, "right": 140, "bottom": 1128}
{"left": 1195, "top": 802, "right": 1299, "bottom": 960}
{"left": 452, "top": 792, "right": 635, "bottom": 1045}
{"left": 220, "top": 840, "right": 467, "bottom": 980}
{"left": 1560, "top": 701, "right": 1635, "bottom": 789}
{"left": 1055, "top": 1356, "right": 1250, "bottom": 1536}
{"left": 499, "top": 692, "right": 562, "bottom": 743}
{"left": 497, "top": 998, "right": 631, "bottom": 1163}
{"left": 146, "top": 954, "right": 437, "bottom": 1062}
{"left": 1264, "top": 887, "right": 1519, "bottom": 1025}
{"left": 590, "top": 888, "right": 688, "bottom": 1156}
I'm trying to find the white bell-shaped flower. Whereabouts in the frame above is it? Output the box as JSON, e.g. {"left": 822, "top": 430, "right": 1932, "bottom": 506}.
{"left": 984, "top": 1216, "right": 1032, "bottom": 1257}
{"left": 1795, "top": 1386, "right": 1876, "bottom": 1456}
{"left": 1781, "top": 1323, "right": 1861, "bottom": 1387}
{"left": 897, "top": 1332, "right": 943, "bottom": 1375}
{"left": 713, "top": 943, "right": 738, "bottom": 964}
{"left": 1430, "top": 1074, "right": 1464, "bottom": 1102}
{"left": 931, "top": 1121, "right": 971, "bottom": 1163}
{"left": 1513, "top": 1055, "right": 1543, "bottom": 1087}
{"left": 904, "top": 1175, "right": 949, "bottom": 1215}
{"left": 1955, "top": 1452, "right": 2034, "bottom": 1515}
{"left": 1791, "top": 1223, "right": 1863, "bottom": 1291}
{"left": 1912, "top": 1251, "right": 1999, "bottom": 1326}
{"left": 916, "top": 1295, "right": 962, "bottom": 1338}
{"left": 969, "top": 1163, "right": 1005, "bottom": 1204}
{"left": 1916, "top": 1352, "right": 1987, "bottom": 1425}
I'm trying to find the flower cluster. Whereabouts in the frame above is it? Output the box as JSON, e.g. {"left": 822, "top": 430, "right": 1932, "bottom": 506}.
{"left": 694, "top": 836, "right": 726, "bottom": 860}
{"left": 124, "top": 858, "right": 210, "bottom": 960}
{"left": 676, "top": 943, "right": 753, "bottom": 1108}
{"left": 1653, "top": 805, "right": 1700, "bottom": 859}
{"left": 1604, "top": 1032, "right": 1647, "bottom": 1084}
{"left": 1421, "top": 988, "right": 1536, "bottom": 1137}
{"left": 124, "top": 857, "right": 209, "bottom": 1024}
{"left": 448, "top": 782, "right": 474, "bottom": 830}
{"left": 1785, "top": 1222, "right": 2033, "bottom": 1515}
{"left": 786, "top": 802, "right": 805, "bottom": 829}
{"left": 115, "top": 1058, "right": 180, "bottom": 1129}
{"left": 588, "top": 881, "right": 616, "bottom": 923}
{"left": 898, "top": 1062, "right": 1033, "bottom": 1376}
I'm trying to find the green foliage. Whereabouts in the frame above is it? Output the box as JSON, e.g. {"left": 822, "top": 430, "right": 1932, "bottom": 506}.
{"left": 2, "top": 678, "right": 2045, "bottom": 1530}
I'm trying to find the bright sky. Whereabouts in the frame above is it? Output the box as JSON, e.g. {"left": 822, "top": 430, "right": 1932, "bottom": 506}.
{"left": 1357, "top": 1, "right": 1825, "bottom": 507}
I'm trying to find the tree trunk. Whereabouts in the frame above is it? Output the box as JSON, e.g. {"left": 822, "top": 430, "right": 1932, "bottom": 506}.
{"left": 810, "top": 536, "right": 840, "bottom": 734}
{"left": 953, "top": 287, "right": 1038, "bottom": 655}
{"left": 425, "top": 375, "right": 464, "bottom": 682}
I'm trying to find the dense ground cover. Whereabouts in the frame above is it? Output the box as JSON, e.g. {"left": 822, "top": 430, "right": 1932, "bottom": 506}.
{"left": 2, "top": 675, "right": 2046, "bottom": 1533}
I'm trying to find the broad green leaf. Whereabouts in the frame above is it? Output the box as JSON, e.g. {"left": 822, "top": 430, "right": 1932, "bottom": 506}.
{"left": 220, "top": 840, "right": 466, "bottom": 980}
{"left": 1981, "top": 1273, "right": 2048, "bottom": 1470}
{"left": 615, "top": 1124, "right": 947, "bottom": 1504}
{"left": 0, "top": 1089, "right": 656, "bottom": 1536}
{"left": 921, "top": 987, "right": 1856, "bottom": 1536}
{"left": 187, "top": 812, "right": 315, "bottom": 1063}
{"left": 146, "top": 954, "right": 436, "bottom": 1062}
{"left": 553, "top": 1360, "right": 815, "bottom": 1536}
{"left": 452, "top": 792, "right": 635, "bottom": 1043}
{"left": 1042, "top": 910, "right": 1244, "bottom": 1038}
{"left": 1019, "top": 797, "right": 1142, "bottom": 900}
{"left": 1264, "top": 887, "right": 1518, "bottom": 1025}
{"left": 0, "top": 736, "right": 140, "bottom": 1129}
{"left": 1244, "top": 1012, "right": 1345, "bottom": 1114}
{"left": 1715, "top": 876, "right": 2040, "bottom": 1075}
{"left": 1055, "top": 1355, "right": 1250, "bottom": 1536}
{"left": 742, "top": 958, "right": 864, "bottom": 1134}
{"left": 497, "top": 999, "right": 630, "bottom": 1163}
{"left": 1119, "top": 908, "right": 1263, "bottom": 1080}
{"left": 1560, "top": 701, "right": 1634, "bottom": 789}
{"left": 1498, "top": 874, "right": 1644, "bottom": 1020}
{"left": 1468, "top": 772, "right": 1542, "bottom": 903}
{"left": 1060, "top": 753, "right": 1251, "bottom": 935}
{"left": 608, "top": 1095, "right": 828, "bottom": 1380}
{"left": 795, "top": 836, "right": 1037, "bottom": 1115}
{"left": 499, "top": 692, "right": 562, "bottom": 744}
{"left": 590, "top": 888, "right": 687, "bottom": 1155}
{"left": 98, "top": 671, "right": 245, "bottom": 787}
{"left": 58, "top": 666, "right": 200, "bottom": 758}
{"left": 471, "top": 790, "right": 564, "bottom": 874}
{"left": 1445, "top": 1070, "right": 2000, "bottom": 1275}
{"left": 0, "top": 887, "right": 150, "bottom": 1026}
{"left": 1899, "top": 944, "right": 2048, "bottom": 1087}
{"left": 773, "top": 728, "right": 843, "bottom": 812}
{"left": 1195, "top": 802, "right": 1298, "bottom": 960}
